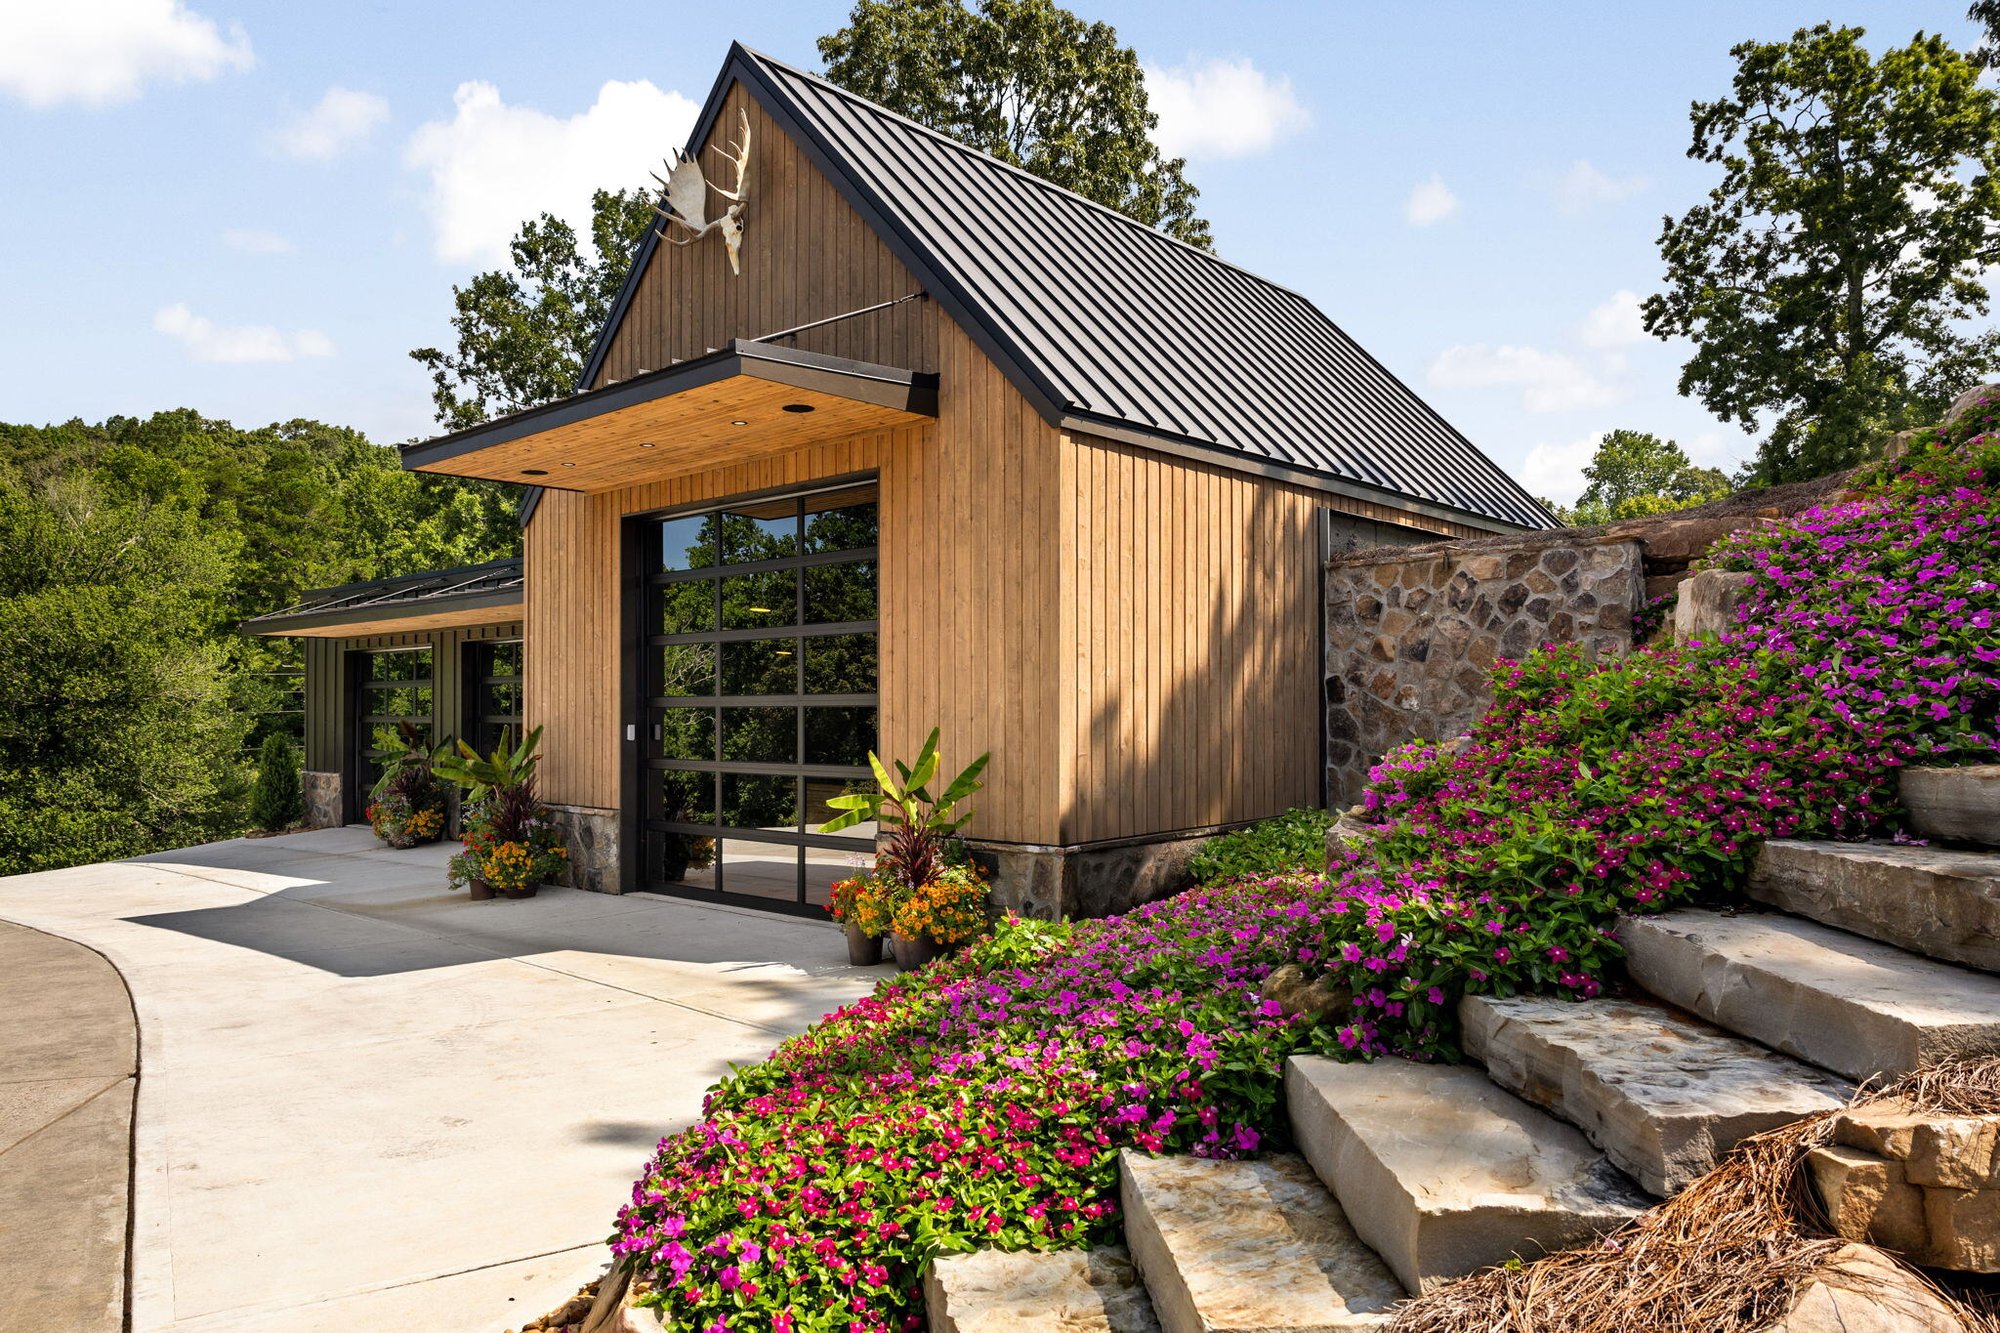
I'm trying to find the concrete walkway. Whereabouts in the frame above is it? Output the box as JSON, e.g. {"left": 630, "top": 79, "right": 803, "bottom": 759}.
{"left": 0, "top": 826, "right": 887, "bottom": 1331}
{"left": 0, "top": 919, "right": 138, "bottom": 1333}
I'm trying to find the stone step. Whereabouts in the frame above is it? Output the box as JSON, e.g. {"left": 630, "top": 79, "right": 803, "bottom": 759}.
{"left": 1619, "top": 909, "right": 2000, "bottom": 1082}
{"left": 925, "top": 1246, "right": 1160, "bottom": 1333}
{"left": 1460, "top": 993, "right": 1849, "bottom": 1196}
{"left": 1901, "top": 764, "right": 2000, "bottom": 847}
{"left": 1748, "top": 840, "right": 2000, "bottom": 971}
{"left": 1285, "top": 1055, "right": 1648, "bottom": 1294}
{"left": 1118, "top": 1151, "right": 1402, "bottom": 1332}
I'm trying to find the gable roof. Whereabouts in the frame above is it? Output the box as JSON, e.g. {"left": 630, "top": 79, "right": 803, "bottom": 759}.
{"left": 577, "top": 44, "right": 1554, "bottom": 533}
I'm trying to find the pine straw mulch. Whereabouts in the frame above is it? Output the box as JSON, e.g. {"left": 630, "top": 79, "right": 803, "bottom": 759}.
{"left": 1389, "top": 1058, "right": 2000, "bottom": 1333}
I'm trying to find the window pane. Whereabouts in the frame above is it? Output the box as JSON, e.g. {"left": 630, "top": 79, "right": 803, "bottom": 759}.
{"left": 658, "top": 709, "right": 716, "bottom": 763}
{"left": 486, "top": 642, "right": 522, "bottom": 677}
{"left": 803, "top": 486, "right": 879, "bottom": 554}
{"left": 723, "top": 774, "right": 800, "bottom": 831}
{"left": 367, "top": 650, "right": 430, "bottom": 682}
{"left": 722, "top": 707, "right": 795, "bottom": 764}
{"left": 659, "top": 644, "right": 716, "bottom": 698}
{"left": 721, "top": 639, "right": 797, "bottom": 696}
{"left": 718, "top": 498, "right": 800, "bottom": 563}
{"left": 661, "top": 581, "right": 717, "bottom": 635}
{"left": 805, "top": 707, "right": 876, "bottom": 768}
{"left": 659, "top": 514, "right": 716, "bottom": 572}
{"left": 649, "top": 830, "right": 718, "bottom": 886}
{"left": 661, "top": 770, "right": 715, "bottom": 825}
{"left": 483, "top": 682, "right": 521, "bottom": 716}
{"left": 804, "top": 633, "right": 876, "bottom": 695}
{"left": 722, "top": 571, "right": 796, "bottom": 630}
{"left": 805, "top": 776, "right": 875, "bottom": 836}
{"left": 805, "top": 560, "right": 875, "bottom": 624}
{"left": 718, "top": 837, "right": 802, "bottom": 903}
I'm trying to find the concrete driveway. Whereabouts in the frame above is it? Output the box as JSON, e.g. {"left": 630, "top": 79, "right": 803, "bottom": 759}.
{"left": 0, "top": 826, "right": 886, "bottom": 1331}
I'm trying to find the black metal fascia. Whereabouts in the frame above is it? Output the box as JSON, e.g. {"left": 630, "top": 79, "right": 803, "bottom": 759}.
{"left": 239, "top": 586, "right": 526, "bottom": 637}
{"left": 399, "top": 340, "right": 936, "bottom": 472}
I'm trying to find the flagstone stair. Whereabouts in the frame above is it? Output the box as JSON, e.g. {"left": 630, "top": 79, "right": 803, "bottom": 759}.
{"left": 1748, "top": 839, "right": 2000, "bottom": 972}
{"left": 1459, "top": 993, "right": 1850, "bottom": 1196}
{"left": 1117, "top": 1150, "right": 1403, "bottom": 1332}
{"left": 1618, "top": 908, "right": 2000, "bottom": 1081}
{"left": 1284, "top": 1054, "right": 1650, "bottom": 1293}
{"left": 925, "top": 1246, "right": 1160, "bottom": 1333}
{"left": 1901, "top": 764, "right": 2000, "bottom": 846}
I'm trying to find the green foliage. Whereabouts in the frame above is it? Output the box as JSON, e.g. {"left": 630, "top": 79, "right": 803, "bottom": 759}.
{"left": 433, "top": 725, "right": 543, "bottom": 802}
{"left": 1187, "top": 807, "right": 1333, "bottom": 885}
{"left": 822, "top": 727, "right": 990, "bottom": 893}
{"left": 961, "top": 912, "right": 1073, "bottom": 968}
{"left": 1553, "top": 429, "right": 1731, "bottom": 525}
{"left": 819, "top": 0, "right": 1211, "bottom": 247}
{"left": 248, "top": 733, "right": 303, "bottom": 831}
{"left": 409, "top": 189, "right": 657, "bottom": 429}
{"left": 0, "top": 474, "right": 247, "bottom": 872}
{"left": 1643, "top": 23, "right": 2000, "bottom": 484}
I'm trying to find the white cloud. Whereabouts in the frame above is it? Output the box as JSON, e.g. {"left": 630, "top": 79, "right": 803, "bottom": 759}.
{"left": 222, "top": 228, "right": 293, "bottom": 255}
{"left": 1144, "top": 55, "right": 1309, "bottom": 161}
{"left": 1579, "top": 289, "right": 1646, "bottom": 348}
{"left": 273, "top": 86, "right": 389, "bottom": 161}
{"left": 0, "top": 0, "right": 251, "bottom": 110}
{"left": 1554, "top": 159, "right": 1649, "bottom": 214}
{"left": 153, "top": 304, "right": 333, "bottom": 363}
{"left": 1520, "top": 432, "right": 1603, "bottom": 505}
{"left": 1428, "top": 343, "right": 1622, "bottom": 413}
{"left": 1404, "top": 173, "right": 1459, "bottom": 226}
{"left": 404, "top": 78, "right": 698, "bottom": 266}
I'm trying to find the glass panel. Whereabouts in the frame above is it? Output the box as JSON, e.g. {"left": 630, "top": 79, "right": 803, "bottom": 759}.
{"left": 366, "top": 685, "right": 431, "bottom": 719}
{"left": 718, "top": 838, "right": 802, "bottom": 903}
{"left": 803, "top": 485, "right": 879, "bottom": 554}
{"left": 805, "top": 846, "right": 871, "bottom": 906}
{"left": 658, "top": 709, "right": 716, "bottom": 763}
{"left": 659, "top": 644, "right": 716, "bottom": 698}
{"left": 721, "top": 639, "right": 797, "bottom": 696}
{"left": 661, "top": 581, "right": 717, "bottom": 635}
{"left": 721, "top": 571, "right": 796, "bottom": 630}
{"left": 805, "top": 560, "right": 875, "bottom": 624}
{"left": 718, "top": 497, "right": 800, "bottom": 564}
{"left": 659, "top": 514, "right": 716, "bottom": 572}
{"left": 364, "top": 721, "right": 408, "bottom": 754}
{"left": 485, "top": 642, "right": 523, "bottom": 677}
{"left": 651, "top": 830, "right": 718, "bottom": 887}
{"left": 804, "top": 633, "right": 876, "bottom": 695}
{"left": 805, "top": 776, "right": 876, "bottom": 838}
{"left": 483, "top": 682, "right": 521, "bottom": 716}
{"left": 805, "top": 707, "right": 876, "bottom": 768}
{"left": 721, "top": 707, "right": 795, "bottom": 764}
{"left": 661, "top": 770, "right": 715, "bottom": 825}
{"left": 367, "top": 651, "right": 430, "bottom": 682}
{"left": 723, "top": 774, "right": 799, "bottom": 832}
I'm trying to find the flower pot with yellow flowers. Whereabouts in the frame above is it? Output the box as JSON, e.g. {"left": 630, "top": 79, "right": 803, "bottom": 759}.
{"left": 817, "top": 728, "right": 992, "bottom": 969}
{"left": 827, "top": 871, "right": 893, "bottom": 965}
{"left": 436, "top": 727, "right": 569, "bottom": 901}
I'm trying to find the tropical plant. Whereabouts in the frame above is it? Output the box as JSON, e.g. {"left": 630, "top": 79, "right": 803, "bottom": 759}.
{"left": 820, "top": 727, "right": 990, "bottom": 893}
{"left": 247, "top": 732, "right": 303, "bottom": 831}
{"left": 432, "top": 725, "right": 543, "bottom": 802}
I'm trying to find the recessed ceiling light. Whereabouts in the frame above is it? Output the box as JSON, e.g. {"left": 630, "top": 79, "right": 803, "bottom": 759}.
{"left": 561, "top": 461, "right": 576, "bottom": 467}
{"left": 521, "top": 468, "right": 548, "bottom": 476}
{"left": 639, "top": 441, "right": 658, "bottom": 448}
{"left": 780, "top": 403, "right": 814, "bottom": 414}
{"left": 730, "top": 419, "right": 749, "bottom": 427}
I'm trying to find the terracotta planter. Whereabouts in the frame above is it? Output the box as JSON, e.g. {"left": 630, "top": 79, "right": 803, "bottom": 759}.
{"left": 467, "top": 879, "right": 495, "bottom": 901}
{"left": 891, "top": 930, "right": 943, "bottom": 971}
{"left": 845, "top": 919, "right": 884, "bottom": 966}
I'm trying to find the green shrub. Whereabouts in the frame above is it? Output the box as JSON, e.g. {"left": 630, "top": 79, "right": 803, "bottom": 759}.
{"left": 1187, "top": 807, "right": 1332, "bottom": 884}
{"left": 247, "top": 733, "right": 302, "bottom": 831}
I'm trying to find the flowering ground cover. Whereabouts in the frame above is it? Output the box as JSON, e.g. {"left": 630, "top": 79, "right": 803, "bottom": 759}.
{"left": 613, "top": 424, "right": 1998, "bottom": 1331}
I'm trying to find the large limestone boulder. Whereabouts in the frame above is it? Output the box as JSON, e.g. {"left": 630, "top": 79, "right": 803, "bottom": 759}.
{"left": 1808, "top": 1101, "right": 2000, "bottom": 1272}
{"left": 1900, "top": 766, "right": 2000, "bottom": 848}
{"left": 1672, "top": 569, "right": 1757, "bottom": 641}
{"left": 1751, "top": 1243, "right": 1968, "bottom": 1333}
{"left": 926, "top": 1246, "right": 1159, "bottom": 1333}
{"left": 1942, "top": 383, "right": 2000, "bottom": 428}
{"left": 1749, "top": 839, "right": 2000, "bottom": 972}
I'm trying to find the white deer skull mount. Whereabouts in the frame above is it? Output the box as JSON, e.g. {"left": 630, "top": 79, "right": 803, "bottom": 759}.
{"left": 652, "top": 107, "right": 751, "bottom": 275}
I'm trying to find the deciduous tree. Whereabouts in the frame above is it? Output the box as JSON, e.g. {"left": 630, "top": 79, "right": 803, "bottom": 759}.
{"left": 1561, "top": 429, "right": 1730, "bottom": 525}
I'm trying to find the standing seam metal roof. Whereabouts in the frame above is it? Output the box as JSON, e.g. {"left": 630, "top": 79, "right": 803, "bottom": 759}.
{"left": 579, "top": 44, "right": 1555, "bottom": 532}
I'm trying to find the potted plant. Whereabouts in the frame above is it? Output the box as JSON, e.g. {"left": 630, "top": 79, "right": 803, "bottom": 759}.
{"left": 827, "top": 871, "right": 892, "bottom": 964}
{"left": 819, "top": 728, "right": 991, "bottom": 969}
{"left": 436, "top": 728, "right": 568, "bottom": 899}
{"left": 886, "top": 859, "right": 990, "bottom": 970}
{"left": 365, "top": 722, "right": 448, "bottom": 849}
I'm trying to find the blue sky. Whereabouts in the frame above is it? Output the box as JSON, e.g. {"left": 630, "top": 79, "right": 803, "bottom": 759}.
{"left": 0, "top": 0, "right": 1983, "bottom": 503}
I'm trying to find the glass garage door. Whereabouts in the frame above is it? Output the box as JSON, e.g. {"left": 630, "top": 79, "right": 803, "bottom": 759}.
{"left": 350, "top": 648, "right": 433, "bottom": 816}
{"left": 640, "top": 482, "right": 879, "bottom": 912}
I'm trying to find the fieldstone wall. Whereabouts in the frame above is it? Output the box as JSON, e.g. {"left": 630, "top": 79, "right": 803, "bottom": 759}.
{"left": 546, "top": 804, "right": 621, "bottom": 894}
{"left": 972, "top": 829, "right": 1211, "bottom": 921}
{"left": 302, "top": 770, "right": 343, "bottom": 829}
{"left": 1324, "top": 537, "right": 1642, "bottom": 806}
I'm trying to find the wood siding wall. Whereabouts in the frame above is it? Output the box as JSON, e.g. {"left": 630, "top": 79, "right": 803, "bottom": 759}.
{"left": 592, "top": 82, "right": 937, "bottom": 388}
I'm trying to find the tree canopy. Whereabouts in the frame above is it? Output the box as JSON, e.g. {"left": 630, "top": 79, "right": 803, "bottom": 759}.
{"left": 1642, "top": 23, "right": 2000, "bottom": 484}
{"left": 818, "top": 0, "right": 1211, "bottom": 248}
{"left": 410, "top": 188, "right": 657, "bottom": 430}
{"left": 1550, "top": 429, "right": 1731, "bottom": 526}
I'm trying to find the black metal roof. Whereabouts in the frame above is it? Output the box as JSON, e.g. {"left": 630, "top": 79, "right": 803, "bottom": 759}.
{"left": 574, "top": 44, "right": 1555, "bottom": 533}
{"left": 240, "top": 558, "right": 524, "bottom": 636}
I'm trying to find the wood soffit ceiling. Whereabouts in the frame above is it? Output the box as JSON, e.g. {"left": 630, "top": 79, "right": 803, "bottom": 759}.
{"left": 400, "top": 341, "right": 937, "bottom": 495}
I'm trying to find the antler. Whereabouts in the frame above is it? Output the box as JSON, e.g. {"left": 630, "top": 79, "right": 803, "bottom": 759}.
{"left": 707, "top": 107, "right": 752, "bottom": 204}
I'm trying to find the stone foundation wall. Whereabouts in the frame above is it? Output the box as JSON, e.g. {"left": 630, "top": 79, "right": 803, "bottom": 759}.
{"left": 546, "top": 804, "right": 621, "bottom": 894}
{"left": 302, "top": 770, "right": 343, "bottom": 829}
{"left": 1324, "top": 538, "right": 1643, "bottom": 807}
{"left": 970, "top": 827, "right": 1216, "bottom": 921}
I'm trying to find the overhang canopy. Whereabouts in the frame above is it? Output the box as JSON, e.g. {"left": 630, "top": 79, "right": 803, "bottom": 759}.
{"left": 399, "top": 340, "right": 937, "bottom": 494}
{"left": 241, "top": 559, "right": 524, "bottom": 639}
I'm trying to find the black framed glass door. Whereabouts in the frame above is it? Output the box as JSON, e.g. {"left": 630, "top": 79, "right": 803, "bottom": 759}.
{"left": 640, "top": 481, "right": 879, "bottom": 911}
{"left": 350, "top": 648, "right": 433, "bottom": 817}
{"left": 465, "top": 639, "right": 523, "bottom": 755}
